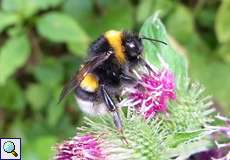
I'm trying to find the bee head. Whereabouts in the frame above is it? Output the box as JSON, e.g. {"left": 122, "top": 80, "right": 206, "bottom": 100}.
{"left": 123, "top": 32, "right": 144, "bottom": 62}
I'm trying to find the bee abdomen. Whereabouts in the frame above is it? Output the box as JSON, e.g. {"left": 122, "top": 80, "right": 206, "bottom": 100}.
{"left": 75, "top": 96, "right": 107, "bottom": 116}
{"left": 80, "top": 73, "right": 99, "bottom": 92}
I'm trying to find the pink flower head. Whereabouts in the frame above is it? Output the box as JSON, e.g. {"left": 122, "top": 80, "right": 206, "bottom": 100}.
{"left": 126, "top": 66, "right": 176, "bottom": 119}
{"left": 55, "top": 134, "right": 106, "bottom": 160}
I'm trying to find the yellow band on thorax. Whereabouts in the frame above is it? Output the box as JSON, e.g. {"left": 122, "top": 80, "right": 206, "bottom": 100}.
{"left": 104, "top": 30, "right": 125, "bottom": 64}
{"left": 80, "top": 73, "right": 99, "bottom": 92}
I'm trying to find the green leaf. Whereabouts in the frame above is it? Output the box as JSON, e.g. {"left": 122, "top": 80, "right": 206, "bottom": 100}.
{"left": 137, "top": 0, "right": 153, "bottom": 23}
{"left": 2, "top": 0, "right": 64, "bottom": 18}
{"left": 140, "top": 14, "right": 188, "bottom": 83}
{"left": 32, "top": 0, "right": 64, "bottom": 10}
{"left": 0, "top": 33, "right": 30, "bottom": 85}
{"left": 2, "top": 0, "right": 39, "bottom": 18}
{"left": 60, "top": 55, "right": 82, "bottom": 78}
{"left": 34, "top": 57, "right": 64, "bottom": 87}
{"left": 166, "top": 5, "right": 210, "bottom": 53}
{"left": 1, "top": 0, "right": 24, "bottom": 12}
{"left": 47, "top": 87, "right": 64, "bottom": 127}
{"left": 34, "top": 136, "right": 57, "bottom": 160}
{"left": 0, "top": 80, "right": 26, "bottom": 111}
{"left": 153, "top": 0, "right": 176, "bottom": 17}
{"left": 24, "top": 136, "right": 57, "bottom": 160}
{"left": 0, "top": 12, "right": 20, "bottom": 33}
{"left": 166, "top": 130, "right": 204, "bottom": 148}
{"left": 36, "top": 12, "right": 89, "bottom": 43}
{"left": 189, "top": 51, "right": 230, "bottom": 115}
{"left": 63, "top": 0, "right": 133, "bottom": 39}
{"left": 25, "top": 84, "right": 50, "bottom": 111}
{"left": 7, "top": 119, "right": 27, "bottom": 139}
{"left": 7, "top": 24, "right": 24, "bottom": 37}
{"left": 67, "top": 41, "right": 89, "bottom": 57}
{"left": 216, "top": 0, "right": 230, "bottom": 43}
{"left": 217, "top": 42, "right": 230, "bottom": 63}
{"left": 196, "top": 6, "right": 216, "bottom": 29}
{"left": 137, "top": 0, "right": 175, "bottom": 23}
{"left": 166, "top": 5, "right": 194, "bottom": 45}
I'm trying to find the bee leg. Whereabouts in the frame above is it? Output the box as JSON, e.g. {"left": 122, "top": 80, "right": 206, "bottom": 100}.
{"left": 100, "top": 85, "right": 128, "bottom": 144}
{"left": 100, "top": 85, "right": 122, "bottom": 130}
{"left": 120, "top": 73, "right": 137, "bottom": 84}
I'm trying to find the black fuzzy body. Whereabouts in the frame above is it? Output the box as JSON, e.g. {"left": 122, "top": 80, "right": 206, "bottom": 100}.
{"left": 89, "top": 36, "right": 123, "bottom": 86}
{"left": 75, "top": 32, "right": 143, "bottom": 102}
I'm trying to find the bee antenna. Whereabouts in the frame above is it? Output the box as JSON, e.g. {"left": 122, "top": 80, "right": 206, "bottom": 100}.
{"left": 140, "top": 36, "right": 167, "bottom": 45}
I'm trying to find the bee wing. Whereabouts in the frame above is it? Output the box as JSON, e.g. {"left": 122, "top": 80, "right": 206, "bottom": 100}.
{"left": 58, "top": 52, "right": 112, "bottom": 103}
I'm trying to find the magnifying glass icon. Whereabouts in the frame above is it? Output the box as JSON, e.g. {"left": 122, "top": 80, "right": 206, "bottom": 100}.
{"left": 3, "top": 141, "right": 18, "bottom": 157}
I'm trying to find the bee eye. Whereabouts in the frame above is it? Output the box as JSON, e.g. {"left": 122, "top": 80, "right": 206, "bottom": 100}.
{"left": 127, "top": 42, "right": 135, "bottom": 49}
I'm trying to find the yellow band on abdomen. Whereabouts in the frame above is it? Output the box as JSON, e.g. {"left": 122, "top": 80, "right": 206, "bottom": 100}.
{"left": 104, "top": 30, "right": 125, "bottom": 64}
{"left": 80, "top": 73, "right": 99, "bottom": 92}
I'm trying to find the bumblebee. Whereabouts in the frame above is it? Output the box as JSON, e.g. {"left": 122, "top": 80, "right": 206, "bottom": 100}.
{"left": 59, "top": 30, "right": 166, "bottom": 134}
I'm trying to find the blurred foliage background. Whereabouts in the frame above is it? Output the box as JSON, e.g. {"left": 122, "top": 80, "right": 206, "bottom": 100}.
{"left": 0, "top": 0, "right": 229, "bottom": 159}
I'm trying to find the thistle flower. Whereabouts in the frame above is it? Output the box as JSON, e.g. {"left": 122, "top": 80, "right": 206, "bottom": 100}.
{"left": 54, "top": 134, "right": 106, "bottom": 160}
{"left": 120, "top": 61, "right": 176, "bottom": 119}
